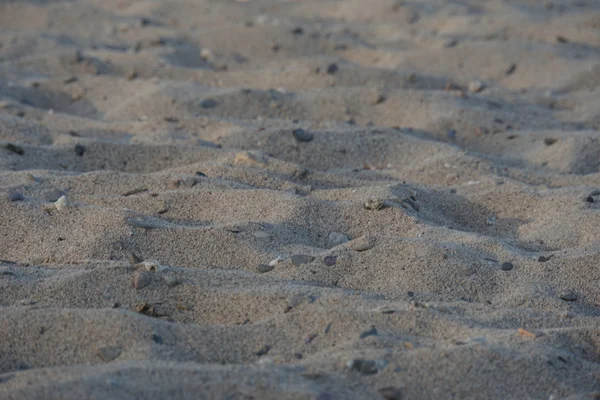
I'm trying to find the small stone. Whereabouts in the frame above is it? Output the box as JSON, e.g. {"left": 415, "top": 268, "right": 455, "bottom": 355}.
{"left": 47, "top": 190, "right": 65, "bottom": 202}
{"left": 3, "top": 143, "right": 24, "bottom": 155}
{"left": 447, "top": 129, "right": 457, "bottom": 139}
{"left": 181, "top": 177, "right": 197, "bottom": 188}
{"left": 129, "top": 252, "right": 143, "bottom": 265}
{"left": 121, "top": 188, "right": 148, "bottom": 197}
{"left": 326, "top": 63, "right": 339, "bottom": 75}
{"left": 378, "top": 387, "right": 403, "bottom": 400}
{"left": 151, "top": 334, "right": 163, "bottom": 344}
{"left": 486, "top": 216, "right": 496, "bottom": 226}
{"left": 328, "top": 232, "right": 349, "bottom": 246}
{"left": 256, "top": 345, "right": 271, "bottom": 357}
{"left": 468, "top": 80, "right": 484, "bottom": 93}
{"left": 359, "top": 326, "right": 378, "bottom": 339}
{"left": 500, "top": 262, "right": 514, "bottom": 271}
{"left": 200, "top": 99, "right": 218, "bottom": 109}
{"left": 544, "top": 138, "right": 558, "bottom": 146}
{"left": 559, "top": 291, "right": 577, "bottom": 302}
{"left": 253, "top": 231, "right": 271, "bottom": 241}
{"left": 8, "top": 192, "right": 24, "bottom": 202}
{"left": 323, "top": 255, "right": 337, "bottom": 266}
{"left": 538, "top": 255, "right": 554, "bottom": 262}
{"left": 292, "top": 27, "right": 304, "bottom": 35}
{"left": 133, "top": 270, "right": 152, "bottom": 290}
{"left": 364, "top": 197, "right": 385, "bottom": 210}
{"left": 257, "top": 264, "right": 274, "bottom": 273}
{"left": 585, "top": 190, "right": 600, "bottom": 203}
{"left": 141, "top": 260, "right": 167, "bottom": 272}
{"left": 347, "top": 359, "right": 378, "bottom": 375}
{"left": 350, "top": 236, "right": 376, "bottom": 252}
{"left": 163, "top": 275, "right": 182, "bottom": 287}
{"left": 98, "top": 346, "right": 122, "bottom": 362}
{"left": 505, "top": 63, "right": 517, "bottom": 76}
{"left": 54, "top": 195, "right": 68, "bottom": 211}
{"left": 291, "top": 254, "right": 315, "bottom": 266}
{"left": 234, "top": 151, "right": 267, "bottom": 167}
{"left": 74, "top": 144, "right": 86, "bottom": 156}
{"left": 292, "top": 128, "right": 313, "bottom": 142}
{"left": 127, "top": 70, "right": 138, "bottom": 80}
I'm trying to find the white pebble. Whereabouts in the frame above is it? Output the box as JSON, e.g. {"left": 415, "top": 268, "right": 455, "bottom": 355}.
{"left": 54, "top": 195, "right": 68, "bottom": 211}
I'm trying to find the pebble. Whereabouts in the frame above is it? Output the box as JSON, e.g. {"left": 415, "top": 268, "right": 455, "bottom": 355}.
{"left": 121, "top": 188, "right": 148, "bottom": 197}
{"left": 500, "top": 262, "right": 514, "bottom": 271}
{"left": 350, "top": 236, "right": 376, "bottom": 252}
{"left": 347, "top": 359, "right": 378, "bottom": 375}
{"left": 291, "top": 254, "right": 315, "bottom": 266}
{"left": 54, "top": 195, "right": 68, "bottom": 211}
{"left": 8, "top": 192, "right": 24, "bottom": 202}
{"left": 326, "top": 63, "right": 339, "bottom": 75}
{"left": 538, "top": 255, "right": 554, "bottom": 262}
{"left": 559, "top": 291, "right": 577, "bottom": 302}
{"left": 74, "top": 144, "right": 86, "bottom": 156}
{"left": 328, "top": 231, "right": 349, "bottom": 246}
{"left": 468, "top": 80, "right": 484, "bottom": 93}
{"left": 447, "top": 129, "right": 457, "bottom": 139}
{"left": 200, "top": 99, "right": 218, "bottom": 109}
{"left": 47, "top": 189, "right": 65, "bottom": 202}
{"left": 292, "top": 128, "right": 313, "bottom": 142}
{"left": 269, "top": 255, "right": 285, "bottom": 266}
{"left": 359, "top": 326, "right": 378, "bottom": 339}
{"left": 163, "top": 275, "right": 182, "bottom": 287}
{"left": 364, "top": 197, "right": 385, "bottom": 210}
{"left": 3, "top": 143, "right": 24, "bottom": 155}
{"left": 129, "top": 252, "right": 143, "bottom": 265}
{"left": 151, "top": 334, "right": 163, "bottom": 344}
{"left": 133, "top": 270, "right": 152, "bottom": 289}
{"left": 181, "top": 177, "right": 197, "bottom": 188}
{"left": 378, "top": 387, "right": 403, "bottom": 400}
{"left": 253, "top": 231, "right": 271, "bottom": 241}
{"left": 323, "top": 255, "right": 337, "bottom": 266}
{"left": 256, "top": 345, "right": 271, "bottom": 357}
{"left": 234, "top": 151, "right": 267, "bottom": 167}
{"left": 257, "top": 264, "right": 274, "bottom": 273}
{"left": 98, "top": 346, "right": 122, "bottom": 362}
{"left": 141, "top": 260, "right": 167, "bottom": 272}
{"left": 585, "top": 190, "right": 600, "bottom": 203}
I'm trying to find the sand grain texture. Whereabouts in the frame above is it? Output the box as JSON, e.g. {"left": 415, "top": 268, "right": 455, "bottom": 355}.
{"left": 1, "top": 0, "right": 600, "bottom": 399}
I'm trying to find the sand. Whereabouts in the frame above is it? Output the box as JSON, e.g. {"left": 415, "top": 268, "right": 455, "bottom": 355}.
{"left": 1, "top": 0, "right": 600, "bottom": 399}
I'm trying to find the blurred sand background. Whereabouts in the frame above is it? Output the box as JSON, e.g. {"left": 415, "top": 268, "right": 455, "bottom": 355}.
{"left": 1, "top": 0, "right": 600, "bottom": 399}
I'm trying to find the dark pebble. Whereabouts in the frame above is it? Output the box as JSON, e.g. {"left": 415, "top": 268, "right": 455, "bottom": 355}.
{"left": 292, "top": 254, "right": 315, "bottom": 266}
{"left": 538, "top": 255, "right": 554, "bottom": 262}
{"left": 4, "top": 143, "right": 24, "bottom": 155}
{"left": 544, "top": 138, "right": 557, "bottom": 146}
{"left": 349, "top": 359, "right": 378, "bottom": 375}
{"left": 74, "top": 144, "right": 86, "bottom": 156}
{"left": 256, "top": 345, "right": 271, "bottom": 357}
{"left": 9, "top": 192, "right": 24, "bottom": 202}
{"left": 559, "top": 291, "right": 577, "bottom": 302}
{"left": 407, "top": 291, "right": 415, "bottom": 297}
{"left": 505, "top": 63, "right": 517, "bottom": 76}
{"left": 47, "top": 189, "right": 65, "bottom": 202}
{"left": 378, "top": 387, "right": 403, "bottom": 400}
{"left": 151, "top": 334, "right": 163, "bottom": 344}
{"left": 585, "top": 190, "right": 600, "bottom": 203}
{"left": 447, "top": 129, "right": 456, "bottom": 139}
{"left": 292, "top": 27, "right": 304, "bottom": 35}
{"left": 323, "top": 255, "right": 337, "bottom": 266}
{"left": 257, "top": 264, "right": 274, "bottom": 273}
{"left": 292, "top": 128, "right": 313, "bottom": 142}
{"left": 326, "top": 63, "right": 339, "bottom": 75}
{"left": 195, "top": 171, "right": 207, "bottom": 177}
{"left": 200, "top": 99, "right": 218, "bottom": 109}
{"left": 359, "top": 326, "right": 378, "bottom": 339}
{"left": 500, "top": 262, "right": 514, "bottom": 271}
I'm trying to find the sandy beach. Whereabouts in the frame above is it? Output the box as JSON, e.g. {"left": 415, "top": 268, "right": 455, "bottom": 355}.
{"left": 1, "top": 0, "right": 600, "bottom": 398}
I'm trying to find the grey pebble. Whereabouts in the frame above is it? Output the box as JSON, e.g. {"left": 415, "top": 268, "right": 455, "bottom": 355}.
{"left": 327, "top": 63, "right": 339, "bottom": 75}
{"left": 133, "top": 270, "right": 152, "bottom": 290}
{"left": 256, "top": 345, "right": 271, "bottom": 357}
{"left": 292, "top": 128, "right": 313, "bottom": 142}
{"left": 127, "top": 219, "right": 158, "bottom": 229}
{"left": 500, "top": 262, "right": 514, "bottom": 271}
{"left": 364, "top": 197, "right": 384, "bottom": 210}
{"left": 350, "top": 236, "right": 376, "bottom": 252}
{"left": 163, "top": 275, "right": 182, "bottom": 287}
{"left": 257, "top": 264, "right": 274, "bottom": 273}
{"left": 347, "top": 359, "right": 378, "bottom": 375}
{"left": 9, "top": 192, "right": 24, "bottom": 202}
{"left": 378, "top": 387, "right": 403, "bottom": 400}
{"left": 47, "top": 189, "right": 65, "bottom": 202}
{"left": 181, "top": 177, "right": 197, "bottom": 188}
{"left": 74, "top": 144, "right": 86, "bottom": 156}
{"left": 328, "top": 231, "right": 349, "bottom": 246}
{"left": 98, "top": 346, "right": 122, "bottom": 362}
{"left": 4, "top": 143, "right": 24, "bottom": 155}
{"left": 291, "top": 254, "right": 315, "bottom": 266}
{"left": 129, "top": 252, "right": 143, "bottom": 265}
{"left": 253, "top": 231, "right": 271, "bottom": 241}
{"left": 200, "top": 99, "right": 218, "bottom": 109}
{"left": 359, "top": 326, "right": 378, "bottom": 339}
{"left": 559, "top": 291, "right": 577, "bottom": 302}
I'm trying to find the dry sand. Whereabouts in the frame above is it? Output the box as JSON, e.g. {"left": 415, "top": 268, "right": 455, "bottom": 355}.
{"left": 1, "top": 0, "right": 600, "bottom": 399}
